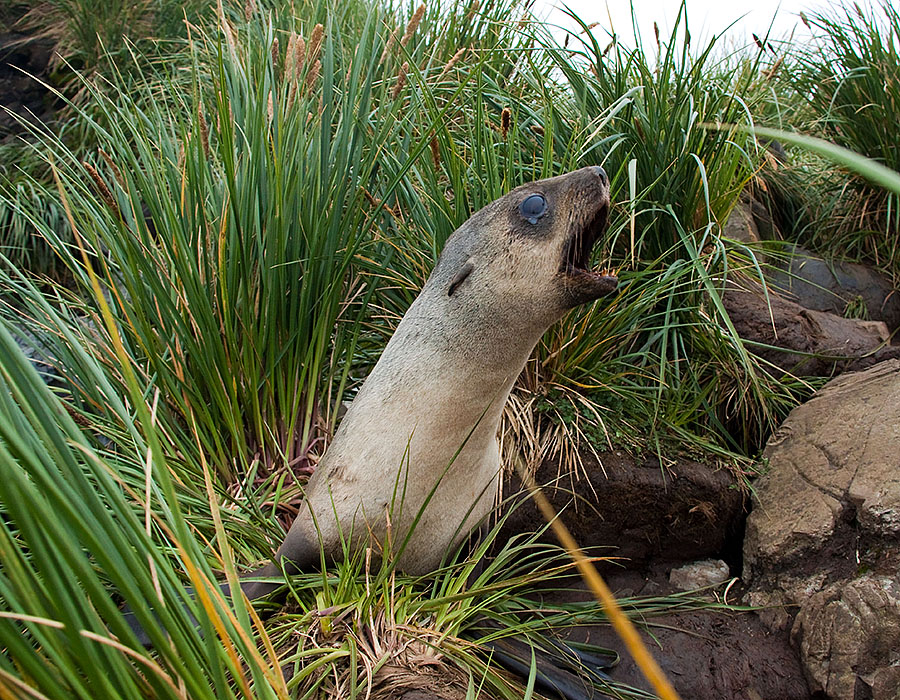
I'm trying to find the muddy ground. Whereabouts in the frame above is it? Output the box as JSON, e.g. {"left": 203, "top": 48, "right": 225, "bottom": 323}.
{"left": 497, "top": 451, "right": 813, "bottom": 699}
{"left": 558, "top": 569, "right": 811, "bottom": 699}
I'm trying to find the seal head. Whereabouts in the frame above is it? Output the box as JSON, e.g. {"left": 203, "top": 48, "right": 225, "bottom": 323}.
{"left": 432, "top": 165, "right": 616, "bottom": 331}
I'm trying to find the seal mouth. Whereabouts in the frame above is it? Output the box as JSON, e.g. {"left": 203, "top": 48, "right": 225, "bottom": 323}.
{"left": 560, "top": 202, "right": 617, "bottom": 299}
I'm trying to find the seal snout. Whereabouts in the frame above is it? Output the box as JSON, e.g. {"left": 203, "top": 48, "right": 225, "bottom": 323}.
{"left": 589, "top": 165, "right": 609, "bottom": 186}
{"left": 557, "top": 167, "right": 617, "bottom": 304}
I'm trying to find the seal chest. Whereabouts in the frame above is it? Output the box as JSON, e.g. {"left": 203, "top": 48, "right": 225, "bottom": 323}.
{"left": 271, "top": 166, "right": 617, "bottom": 577}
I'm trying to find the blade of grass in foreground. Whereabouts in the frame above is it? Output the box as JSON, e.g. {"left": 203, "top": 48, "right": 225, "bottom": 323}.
{"left": 743, "top": 125, "right": 900, "bottom": 196}
{"left": 0, "top": 317, "right": 288, "bottom": 699}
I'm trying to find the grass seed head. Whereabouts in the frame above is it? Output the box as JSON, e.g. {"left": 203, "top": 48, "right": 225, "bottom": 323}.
{"left": 500, "top": 107, "right": 511, "bottom": 138}
{"left": 436, "top": 47, "right": 466, "bottom": 82}
{"left": 305, "top": 59, "right": 321, "bottom": 94}
{"left": 293, "top": 33, "right": 307, "bottom": 82}
{"left": 307, "top": 23, "right": 324, "bottom": 66}
{"left": 285, "top": 32, "right": 298, "bottom": 76}
{"left": 270, "top": 36, "right": 279, "bottom": 69}
{"left": 392, "top": 61, "right": 408, "bottom": 99}
{"left": 98, "top": 149, "right": 124, "bottom": 189}
{"left": 380, "top": 29, "right": 397, "bottom": 64}
{"left": 429, "top": 136, "right": 440, "bottom": 168}
{"left": 400, "top": 4, "right": 425, "bottom": 48}
{"left": 83, "top": 162, "right": 119, "bottom": 217}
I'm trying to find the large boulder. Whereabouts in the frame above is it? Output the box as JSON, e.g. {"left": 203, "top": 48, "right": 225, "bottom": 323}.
{"left": 744, "top": 359, "right": 900, "bottom": 699}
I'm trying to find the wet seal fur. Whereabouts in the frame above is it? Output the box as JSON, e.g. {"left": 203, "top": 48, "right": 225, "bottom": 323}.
{"left": 240, "top": 165, "right": 617, "bottom": 598}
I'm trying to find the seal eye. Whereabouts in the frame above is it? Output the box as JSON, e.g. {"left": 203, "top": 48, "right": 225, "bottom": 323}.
{"left": 519, "top": 194, "right": 547, "bottom": 224}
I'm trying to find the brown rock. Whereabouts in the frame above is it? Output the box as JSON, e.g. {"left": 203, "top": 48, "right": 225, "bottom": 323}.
{"left": 744, "top": 360, "right": 900, "bottom": 697}
{"left": 724, "top": 196, "right": 762, "bottom": 246}
{"left": 722, "top": 275, "right": 900, "bottom": 376}
{"left": 792, "top": 575, "right": 900, "bottom": 699}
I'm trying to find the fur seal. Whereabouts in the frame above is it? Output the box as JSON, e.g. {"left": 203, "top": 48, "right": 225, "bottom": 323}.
{"left": 240, "top": 165, "right": 617, "bottom": 598}
{"left": 124, "top": 167, "right": 617, "bottom": 646}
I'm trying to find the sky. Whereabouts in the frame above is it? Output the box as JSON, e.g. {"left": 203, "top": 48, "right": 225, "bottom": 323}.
{"left": 532, "top": 0, "right": 836, "bottom": 53}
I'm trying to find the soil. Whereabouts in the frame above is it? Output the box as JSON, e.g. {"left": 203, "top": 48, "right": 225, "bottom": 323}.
{"left": 0, "top": 9, "right": 58, "bottom": 143}
{"left": 495, "top": 451, "right": 812, "bottom": 698}
{"left": 556, "top": 569, "right": 812, "bottom": 699}
{"left": 498, "top": 451, "right": 747, "bottom": 570}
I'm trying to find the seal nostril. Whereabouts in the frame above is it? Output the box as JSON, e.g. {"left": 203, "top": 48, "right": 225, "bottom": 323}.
{"left": 590, "top": 165, "right": 608, "bottom": 185}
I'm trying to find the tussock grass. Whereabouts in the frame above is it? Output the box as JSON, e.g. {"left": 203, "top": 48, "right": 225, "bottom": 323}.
{"left": 775, "top": 2, "right": 900, "bottom": 273}
{"left": 4, "top": 0, "right": 900, "bottom": 696}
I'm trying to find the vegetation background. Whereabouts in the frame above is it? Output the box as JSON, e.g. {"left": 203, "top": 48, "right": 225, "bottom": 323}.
{"left": 1, "top": 0, "right": 898, "bottom": 697}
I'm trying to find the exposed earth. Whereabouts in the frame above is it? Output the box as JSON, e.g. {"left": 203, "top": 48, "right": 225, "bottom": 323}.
{"left": 499, "top": 452, "right": 812, "bottom": 699}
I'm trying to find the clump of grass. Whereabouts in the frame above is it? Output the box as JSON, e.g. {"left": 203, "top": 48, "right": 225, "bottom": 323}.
{"left": 520, "top": 7, "right": 799, "bottom": 459}
{"left": 15, "top": 0, "right": 210, "bottom": 81}
{"left": 6, "top": 11, "right": 427, "bottom": 491}
{"left": 779, "top": 2, "right": 900, "bottom": 272}
{"left": 0, "top": 310, "right": 289, "bottom": 699}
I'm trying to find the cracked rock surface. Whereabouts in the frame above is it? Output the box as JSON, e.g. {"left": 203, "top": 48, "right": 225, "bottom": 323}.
{"left": 744, "top": 359, "right": 900, "bottom": 699}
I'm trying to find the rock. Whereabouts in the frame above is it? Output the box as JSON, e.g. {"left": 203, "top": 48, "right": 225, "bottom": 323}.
{"left": 724, "top": 196, "right": 761, "bottom": 246}
{"left": 499, "top": 451, "right": 746, "bottom": 569}
{"left": 768, "top": 246, "right": 900, "bottom": 331}
{"left": 744, "top": 359, "right": 900, "bottom": 697}
{"left": 749, "top": 195, "right": 781, "bottom": 241}
{"left": 792, "top": 574, "right": 900, "bottom": 699}
{"left": 669, "top": 558, "right": 731, "bottom": 591}
{"left": 9, "top": 320, "right": 63, "bottom": 388}
{"left": 722, "top": 274, "right": 900, "bottom": 376}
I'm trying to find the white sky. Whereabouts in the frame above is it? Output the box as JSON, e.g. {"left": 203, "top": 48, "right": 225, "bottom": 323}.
{"left": 533, "top": 0, "right": 839, "bottom": 53}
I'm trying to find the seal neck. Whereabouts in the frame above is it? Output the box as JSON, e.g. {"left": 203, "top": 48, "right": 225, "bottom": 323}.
{"left": 354, "top": 284, "right": 548, "bottom": 434}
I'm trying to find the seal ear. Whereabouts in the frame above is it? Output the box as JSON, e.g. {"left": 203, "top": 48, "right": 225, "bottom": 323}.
{"left": 448, "top": 262, "right": 474, "bottom": 297}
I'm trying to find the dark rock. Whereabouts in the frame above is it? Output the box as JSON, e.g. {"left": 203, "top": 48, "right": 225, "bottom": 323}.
{"left": 749, "top": 195, "right": 782, "bottom": 241}
{"left": 722, "top": 275, "right": 900, "bottom": 376}
{"left": 0, "top": 32, "right": 58, "bottom": 140}
{"left": 499, "top": 451, "right": 746, "bottom": 569}
{"left": 768, "top": 247, "right": 900, "bottom": 331}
